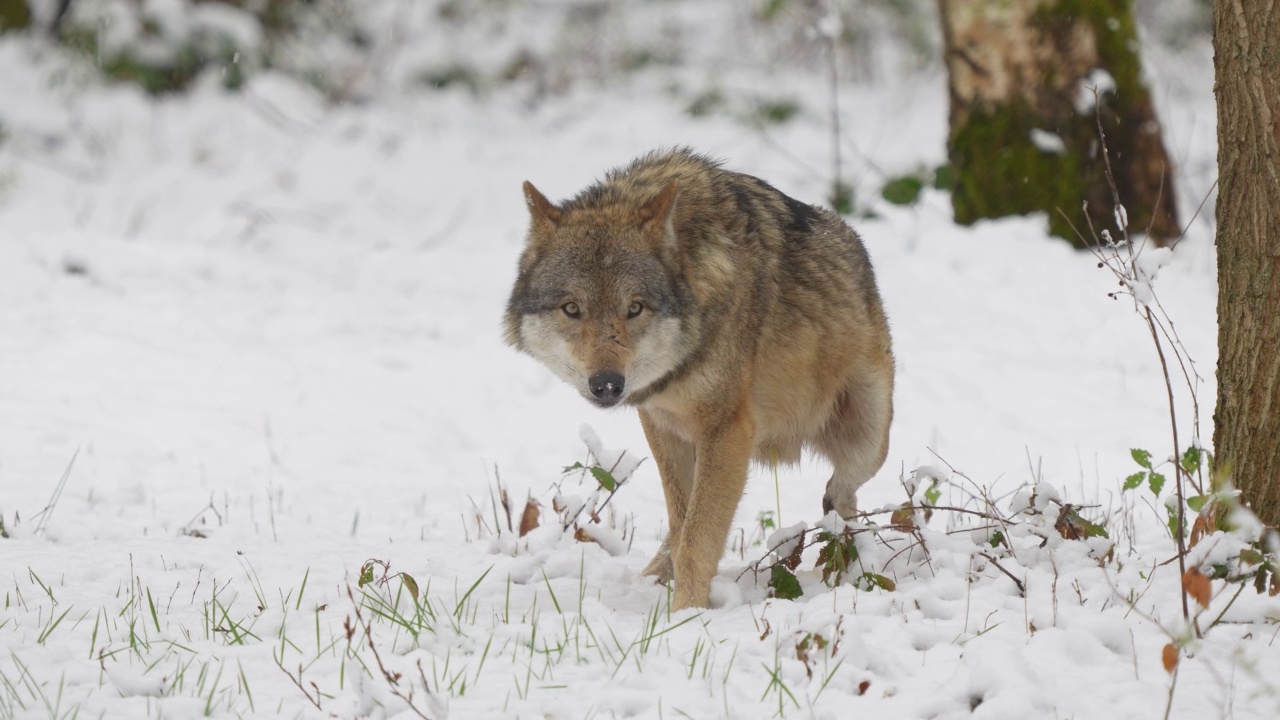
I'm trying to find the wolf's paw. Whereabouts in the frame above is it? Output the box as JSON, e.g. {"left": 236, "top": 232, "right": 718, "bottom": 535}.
{"left": 641, "top": 540, "right": 673, "bottom": 584}
{"left": 822, "top": 479, "right": 860, "bottom": 520}
{"left": 671, "top": 583, "right": 710, "bottom": 611}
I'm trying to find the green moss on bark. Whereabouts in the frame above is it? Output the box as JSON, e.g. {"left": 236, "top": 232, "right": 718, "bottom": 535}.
{"left": 947, "top": 0, "right": 1179, "bottom": 247}
{"left": 1037, "top": 0, "right": 1144, "bottom": 100}
{"left": 950, "top": 100, "right": 1085, "bottom": 242}
{"left": 0, "top": 0, "right": 31, "bottom": 32}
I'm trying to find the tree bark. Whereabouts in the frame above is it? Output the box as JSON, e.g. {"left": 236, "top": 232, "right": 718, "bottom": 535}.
{"left": 939, "top": 0, "right": 1179, "bottom": 247}
{"left": 1213, "top": 0, "right": 1280, "bottom": 528}
{"left": 0, "top": 0, "right": 31, "bottom": 32}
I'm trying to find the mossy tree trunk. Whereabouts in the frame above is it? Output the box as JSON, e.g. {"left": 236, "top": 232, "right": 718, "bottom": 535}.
{"left": 939, "top": 0, "right": 1179, "bottom": 247}
{"left": 1213, "top": 0, "right": 1280, "bottom": 528}
{"left": 0, "top": 0, "right": 31, "bottom": 32}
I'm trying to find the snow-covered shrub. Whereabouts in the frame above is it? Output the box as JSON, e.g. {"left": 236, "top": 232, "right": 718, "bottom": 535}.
{"left": 57, "top": 0, "right": 273, "bottom": 93}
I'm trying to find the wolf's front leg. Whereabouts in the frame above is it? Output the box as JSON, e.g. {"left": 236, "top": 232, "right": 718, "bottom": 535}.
{"left": 638, "top": 409, "right": 695, "bottom": 584}
{"left": 672, "top": 408, "right": 754, "bottom": 610}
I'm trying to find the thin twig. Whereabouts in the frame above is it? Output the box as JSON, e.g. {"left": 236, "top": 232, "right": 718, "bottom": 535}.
{"left": 979, "top": 552, "right": 1027, "bottom": 596}
{"left": 1207, "top": 581, "right": 1248, "bottom": 631}
{"left": 1088, "top": 88, "right": 1195, "bottom": 629}
{"left": 1144, "top": 306, "right": 1192, "bottom": 627}
{"left": 272, "top": 650, "right": 323, "bottom": 711}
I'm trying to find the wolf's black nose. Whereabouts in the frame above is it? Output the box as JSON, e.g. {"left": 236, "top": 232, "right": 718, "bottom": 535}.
{"left": 588, "top": 371, "right": 625, "bottom": 402}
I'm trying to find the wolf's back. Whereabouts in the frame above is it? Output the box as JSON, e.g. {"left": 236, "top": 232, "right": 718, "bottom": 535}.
{"left": 567, "top": 148, "right": 888, "bottom": 346}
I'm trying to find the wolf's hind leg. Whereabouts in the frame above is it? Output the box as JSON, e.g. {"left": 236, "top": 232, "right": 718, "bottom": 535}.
{"left": 641, "top": 539, "right": 673, "bottom": 583}
{"left": 638, "top": 410, "right": 695, "bottom": 585}
{"left": 818, "top": 372, "right": 893, "bottom": 519}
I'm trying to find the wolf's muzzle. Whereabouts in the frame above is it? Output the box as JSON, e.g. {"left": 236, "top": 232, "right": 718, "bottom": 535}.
{"left": 588, "top": 370, "right": 625, "bottom": 405}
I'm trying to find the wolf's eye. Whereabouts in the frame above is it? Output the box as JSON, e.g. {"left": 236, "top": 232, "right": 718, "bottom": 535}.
{"left": 562, "top": 302, "right": 581, "bottom": 318}
{"left": 627, "top": 301, "right": 644, "bottom": 318}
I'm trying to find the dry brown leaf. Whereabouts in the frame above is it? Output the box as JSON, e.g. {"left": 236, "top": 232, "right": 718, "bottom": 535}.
{"left": 1054, "top": 506, "right": 1085, "bottom": 540}
{"left": 1182, "top": 568, "right": 1212, "bottom": 608}
{"left": 781, "top": 535, "right": 805, "bottom": 571}
{"left": 890, "top": 503, "right": 915, "bottom": 530}
{"left": 857, "top": 679, "right": 871, "bottom": 696}
{"left": 573, "top": 526, "right": 594, "bottom": 544}
{"left": 518, "top": 497, "right": 540, "bottom": 537}
{"left": 795, "top": 640, "right": 813, "bottom": 680}
{"left": 1190, "top": 500, "right": 1222, "bottom": 548}
{"left": 1189, "top": 513, "right": 1209, "bottom": 549}
{"left": 1270, "top": 573, "right": 1279, "bottom": 598}
{"left": 1162, "top": 643, "right": 1179, "bottom": 673}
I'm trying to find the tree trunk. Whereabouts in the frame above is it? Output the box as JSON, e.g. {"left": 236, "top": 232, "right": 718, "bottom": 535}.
{"left": 939, "top": 0, "right": 1179, "bottom": 247}
{"left": 1212, "top": 0, "right": 1280, "bottom": 528}
{"left": 0, "top": 0, "right": 31, "bottom": 32}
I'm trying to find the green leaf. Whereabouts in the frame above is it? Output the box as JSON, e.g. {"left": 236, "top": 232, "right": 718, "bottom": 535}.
{"left": 1081, "top": 518, "right": 1110, "bottom": 539}
{"left": 881, "top": 175, "right": 924, "bottom": 206}
{"left": 1239, "top": 548, "right": 1265, "bottom": 566}
{"left": 924, "top": 481, "right": 942, "bottom": 506}
{"left": 1180, "top": 447, "right": 1202, "bottom": 474}
{"left": 989, "top": 530, "right": 1005, "bottom": 549}
{"left": 1131, "top": 448, "right": 1153, "bottom": 470}
{"left": 1148, "top": 472, "right": 1166, "bottom": 497}
{"left": 757, "top": 510, "right": 776, "bottom": 532}
{"left": 769, "top": 564, "right": 803, "bottom": 600}
{"left": 816, "top": 532, "right": 857, "bottom": 587}
{"left": 757, "top": 0, "right": 791, "bottom": 21}
{"left": 1186, "top": 495, "right": 1208, "bottom": 513}
{"left": 755, "top": 99, "right": 800, "bottom": 125}
{"left": 932, "top": 164, "right": 953, "bottom": 191}
{"left": 1062, "top": 507, "right": 1111, "bottom": 539}
{"left": 588, "top": 466, "right": 617, "bottom": 492}
{"left": 830, "top": 180, "right": 855, "bottom": 216}
{"left": 562, "top": 462, "right": 586, "bottom": 475}
{"left": 1122, "top": 472, "right": 1146, "bottom": 491}
{"left": 866, "top": 573, "right": 896, "bottom": 592}
{"left": 358, "top": 563, "right": 374, "bottom": 588}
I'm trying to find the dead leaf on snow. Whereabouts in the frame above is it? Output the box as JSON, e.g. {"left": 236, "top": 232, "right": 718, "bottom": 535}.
{"left": 519, "top": 496, "right": 540, "bottom": 537}
{"left": 1182, "top": 567, "right": 1211, "bottom": 608}
{"left": 1162, "top": 643, "right": 1179, "bottom": 673}
{"left": 890, "top": 503, "right": 915, "bottom": 530}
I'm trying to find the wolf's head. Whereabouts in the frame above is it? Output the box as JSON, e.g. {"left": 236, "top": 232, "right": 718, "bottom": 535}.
{"left": 504, "top": 180, "right": 693, "bottom": 408}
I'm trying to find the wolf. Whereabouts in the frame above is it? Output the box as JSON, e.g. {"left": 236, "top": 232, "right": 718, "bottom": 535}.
{"left": 505, "top": 149, "right": 894, "bottom": 610}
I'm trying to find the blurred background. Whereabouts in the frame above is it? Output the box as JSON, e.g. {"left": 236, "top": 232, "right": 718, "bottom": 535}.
{"left": 0, "top": 0, "right": 1214, "bottom": 229}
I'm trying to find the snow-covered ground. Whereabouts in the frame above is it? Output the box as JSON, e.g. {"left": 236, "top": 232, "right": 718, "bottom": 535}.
{"left": 2, "top": 4, "right": 1276, "bottom": 718}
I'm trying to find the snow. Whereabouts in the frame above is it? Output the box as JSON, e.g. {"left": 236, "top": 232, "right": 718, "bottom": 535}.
{"left": 766, "top": 521, "right": 808, "bottom": 559}
{"left": 1076, "top": 67, "right": 1118, "bottom": 113}
{"left": 2, "top": 4, "right": 1278, "bottom": 719}
{"left": 1029, "top": 127, "right": 1066, "bottom": 155}
{"left": 1133, "top": 245, "right": 1173, "bottom": 305}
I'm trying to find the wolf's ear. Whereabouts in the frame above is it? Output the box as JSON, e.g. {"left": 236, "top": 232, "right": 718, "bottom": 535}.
{"left": 632, "top": 180, "right": 680, "bottom": 248}
{"left": 523, "top": 181, "right": 564, "bottom": 231}
{"left": 636, "top": 181, "right": 679, "bottom": 227}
